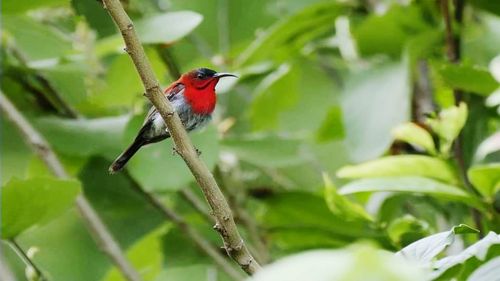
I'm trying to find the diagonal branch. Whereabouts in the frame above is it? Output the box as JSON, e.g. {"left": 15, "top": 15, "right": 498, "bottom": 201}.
{"left": 101, "top": 0, "right": 261, "bottom": 275}
{"left": 8, "top": 240, "right": 47, "bottom": 281}
{"left": 0, "top": 91, "right": 142, "bottom": 281}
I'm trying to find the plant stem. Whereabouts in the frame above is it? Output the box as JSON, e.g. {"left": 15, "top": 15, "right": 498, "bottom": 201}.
{"left": 440, "top": 0, "right": 484, "bottom": 236}
{"left": 0, "top": 91, "right": 142, "bottom": 281}
{"left": 101, "top": 0, "right": 261, "bottom": 274}
{"left": 8, "top": 240, "right": 47, "bottom": 281}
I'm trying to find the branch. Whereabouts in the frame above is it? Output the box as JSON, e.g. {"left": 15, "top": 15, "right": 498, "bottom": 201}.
{"left": 0, "top": 91, "right": 142, "bottom": 281}
{"left": 101, "top": 0, "right": 261, "bottom": 274}
{"left": 127, "top": 177, "right": 245, "bottom": 281}
{"left": 440, "top": 0, "right": 483, "bottom": 236}
{"left": 8, "top": 240, "right": 47, "bottom": 281}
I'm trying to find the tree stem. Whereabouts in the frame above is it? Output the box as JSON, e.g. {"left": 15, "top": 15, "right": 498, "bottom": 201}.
{"left": 8, "top": 240, "right": 47, "bottom": 281}
{"left": 101, "top": 0, "right": 261, "bottom": 274}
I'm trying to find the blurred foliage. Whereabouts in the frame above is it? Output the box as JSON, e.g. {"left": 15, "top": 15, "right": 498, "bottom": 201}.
{"left": 1, "top": 0, "right": 500, "bottom": 280}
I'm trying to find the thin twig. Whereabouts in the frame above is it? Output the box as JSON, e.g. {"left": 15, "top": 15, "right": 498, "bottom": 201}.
{"left": 101, "top": 0, "right": 261, "bottom": 274}
{"left": 126, "top": 177, "right": 245, "bottom": 281}
{"left": 0, "top": 91, "right": 142, "bottom": 281}
{"left": 440, "top": 0, "right": 484, "bottom": 236}
{"left": 8, "top": 240, "right": 46, "bottom": 281}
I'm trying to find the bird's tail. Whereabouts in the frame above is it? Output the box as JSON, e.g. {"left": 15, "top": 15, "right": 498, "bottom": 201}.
{"left": 108, "top": 139, "right": 144, "bottom": 174}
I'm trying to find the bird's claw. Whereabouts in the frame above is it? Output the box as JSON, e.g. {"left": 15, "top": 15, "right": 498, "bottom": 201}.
{"left": 172, "top": 146, "right": 179, "bottom": 156}
{"left": 195, "top": 148, "right": 202, "bottom": 157}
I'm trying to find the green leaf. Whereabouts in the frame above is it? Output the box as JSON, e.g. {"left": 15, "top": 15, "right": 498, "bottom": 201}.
{"left": 154, "top": 265, "right": 230, "bottom": 281}
{"left": 392, "top": 123, "right": 436, "bottom": 155}
{"left": 71, "top": 0, "right": 116, "bottom": 38}
{"left": 236, "top": 2, "right": 344, "bottom": 66}
{"left": 339, "top": 177, "right": 483, "bottom": 209}
{"left": 2, "top": 15, "right": 72, "bottom": 61}
{"left": 341, "top": 62, "right": 411, "bottom": 162}
{"left": 396, "top": 224, "right": 478, "bottom": 263}
{"left": 249, "top": 244, "right": 424, "bottom": 281}
{"left": 469, "top": 0, "right": 500, "bottom": 17}
{"left": 102, "top": 226, "right": 166, "bottom": 281}
{"left": 38, "top": 63, "right": 88, "bottom": 105}
{"left": 468, "top": 164, "right": 500, "bottom": 199}
{"left": 426, "top": 102, "right": 468, "bottom": 156}
{"left": 221, "top": 135, "right": 304, "bottom": 168}
{"left": 3, "top": 0, "right": 67, "bottom": 14}
{"left": 136, "top": 12, "right": 203, "bottom": 44}
{"left": 438, "top": 63, "right": 499, "bottom": 96}
{"left": 36, "top": 116, "right": 130, "bottom": 159}
{"left": 323, "top": 173, "right": 373, "bottom": 222}
{"left": 249, "top": 64, "right": 300, "bottom": 130}
{"left": 337, "top": 155, "right": 459, "bottom": 185}
{"left": 316, "top": 106, "right": 345, "bottom": 142}
{"left": 468, "top": 256, "right": 500, "bottom": 281}
{"left": 353, "top": 5, "right": 432, "bottom": 57}
{"left": 1, "top": 177, "right": 81, "bottom": 238}
{"left": 126, "top": 120, "right": 219, "bottom": 192}
{"left": 387, "top": 215, "right": 430, "bottom": 247}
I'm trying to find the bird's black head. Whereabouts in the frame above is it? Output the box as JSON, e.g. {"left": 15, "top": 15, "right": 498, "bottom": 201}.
{"left": 194, "top": 68, "right": 217, "bottom": 80}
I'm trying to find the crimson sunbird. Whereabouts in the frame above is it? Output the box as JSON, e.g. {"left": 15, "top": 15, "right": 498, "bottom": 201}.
{"left": 109, "top": 68, "right": 237, "bottom": 173}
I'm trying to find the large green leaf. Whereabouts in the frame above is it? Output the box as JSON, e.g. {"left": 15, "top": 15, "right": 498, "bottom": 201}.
{"left": 3, "top": 0, "right": 67, "bottom": 14}
{"left": 36, "top": 116, "right": 129, "bottom": 159}
{"left": 396, "top": 224, "right": 478, "bottom": 263}
{"left": 337, "top": 155, "right": 459, "bottom": 185}
{"left": 1, "top": 177, "right": 81, "bottom": 238}
{"left": 249, "top": 64, "right": 300, "bottom": 130}
{"left": 469, "top": 0, "right": 500, "bottom": 17}
{"left": 236, "top": 2, "right": 344, "bottom": 66}
{"left": 221, "top": 135, "right": 305, "bottom": 168}
{"left": 353, "top": 5, "right": 432, "bottom": 58}
{"left": 2, "top": 15, "right": 72, "bottom": 61}
{"left": 468, "top": 164, "right": 500, "bottom": 199}
{"left": 38, "top": 63, "right": 88, "bottom": 106}
{"left": 341, "top": 62, "right": 411, "bottom": 162}
{"left": 249, "top": 244, "right": 424, "bottom": 281}
{"left": 438, "top": 63, "right": 499, "bottom": 96}
{"left": 339, "top": 177, "right": 483, "bottom": 209}
{"left": 135, "top": 12, "right": 203, "bottom": 44}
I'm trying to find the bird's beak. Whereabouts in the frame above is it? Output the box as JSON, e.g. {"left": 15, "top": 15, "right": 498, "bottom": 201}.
{"left": 213, "top": 73, "right": 238, "bottom": 79}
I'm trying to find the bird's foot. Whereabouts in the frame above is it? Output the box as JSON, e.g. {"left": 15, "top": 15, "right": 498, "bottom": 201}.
{"left": 172, "top": 146, "right": 179, "bottom": 156}
{"left": 195, "top": 147, "right": 202, "bottom": 157}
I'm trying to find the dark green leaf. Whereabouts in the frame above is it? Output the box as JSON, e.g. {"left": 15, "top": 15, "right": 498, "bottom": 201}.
{"left": 1, "top": 177, "right": 81, "bottom": 238}
{"left": 438, "top": 63, "right": 499, "bottom": 96}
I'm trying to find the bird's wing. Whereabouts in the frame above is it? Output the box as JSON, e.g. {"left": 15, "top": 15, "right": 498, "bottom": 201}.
{"left": 143, "top": 83, "right": 185, "bottom": 124}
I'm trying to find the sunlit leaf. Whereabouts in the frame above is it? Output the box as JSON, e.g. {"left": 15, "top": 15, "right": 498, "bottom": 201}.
{"left": 392, "top": 123, "right": 436, "bottom": 155}
{"left": 426, "top": 102, "right": 468, "bottom": 156}
{"left": 323, "top": 173, "right": 373, "bottom": 222}
{"left": 468, "top": 164, "right": 500, "bottom": 199}
{"left": 339, "top": 177, "right": 483, "bottom": 209}
{"left": 337, "top": 155, "right": 459, "bottom": 185}
{"left": 135, "top": 12, "right": 203, "bottom": 44}
{"left": 316, "top": 106, "right": 344, "bottom": 142}
{"left": 1, "top": 177, "right": 81, "bottom": 239}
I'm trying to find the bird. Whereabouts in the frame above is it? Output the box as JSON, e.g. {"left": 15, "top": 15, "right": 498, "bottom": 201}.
{"left": 109, "top": 67, "right": 237, "bottom": 174}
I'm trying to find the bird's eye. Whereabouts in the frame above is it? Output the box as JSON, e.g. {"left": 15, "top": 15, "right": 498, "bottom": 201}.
{"left": 196, "top": 73, "right": 204, "bottom": 79}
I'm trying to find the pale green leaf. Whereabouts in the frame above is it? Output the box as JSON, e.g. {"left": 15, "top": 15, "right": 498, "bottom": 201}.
{"left": 467, "top": 164, "right": 500, "bottom": 199}
{"left": 392, "top": 123, "right": 436, "bottom": 155}
{"left": 323, "top": 173, "right": 373, "bottom": 222}
{"left": 337, "top": 155, "right": 459, "bottom": 185}
{"left": 426, "top": 102, "right": 468, "bottom": 156}
{"left": 1, "top": 177, "right": 81, "bottom": 238}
